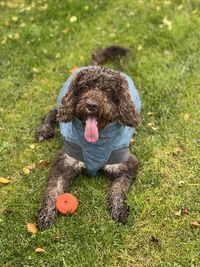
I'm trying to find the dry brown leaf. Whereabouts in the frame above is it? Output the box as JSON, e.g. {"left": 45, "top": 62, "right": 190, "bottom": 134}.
{"left": 190, "top": 221, "right": 200, "bottom": 228}
{"left": 0, "top": 177, "right": 10, "bottom": 184}
{"left": 181, "top": 207, "right": 189, "bottom": 215}
{"left": 184, "top": 113, "right": 190, "bottom": 121}
{"left": 70, "top": 66, "right": 79, "bottom": 73}
{"left": 38, "top": 160, "right": 49, "bottom": 169}
{"left": 35, "top": 247, "right": 45, "bottom": 253}
{"left": 62, "top": 28, "right": 69, "bottom": 33}
{"left": 27, "top": 223, "right": 38, "bottom": 234}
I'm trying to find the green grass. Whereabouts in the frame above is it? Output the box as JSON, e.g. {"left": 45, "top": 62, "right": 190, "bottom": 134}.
{"left": 0, "top": 0, "right": 200, "bottom": 266}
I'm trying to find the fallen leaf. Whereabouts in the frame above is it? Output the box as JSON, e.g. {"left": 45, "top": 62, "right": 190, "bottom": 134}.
{"left": 177, "top": 5, "right": 183, "bottom": 10}
{"left": 38, "top": 160, "right": 49, "bottom": 169}
{"left": 147, "top": 123, "right": 158, "bottom": 131}
{"left": 163, "top": 16, "right": 172, "bottom": 30}
{"left": 6, "top": 1, "right": 14, "bottom": 8}
{"left": 131, "top": 138, "right": 135, "bottom": 144}
{"left": 20, "top": 22, "right": 26, "bottom": 28}
{"left": 35, "top": 247, "right": 45, "bottom": 253}
{"left": 172, "top": 147, "right": 183, "bottom": 155}
{"left": 80, "top": 55, "right": 84, "bottom": 61}
{"left": 29, "top": 144, "right": 35, "bottom": 149}
{"left": 147, "top": 112, "right": 155, "bottom": 116}
{"left": 0, "top": 177, "right": 10, "bottom": 184}
{"left": 147, "top": 122, "right": 155, "bottom": 127}
{"left": 175, "top": 210, "right": 182, "bottom": 217}
{"left": 55, "top": 53, "right": 61, "bottom": 59}
{"left": 41, "top": 4, "right": 48, "bottom": 10}
{"left": 1, "top": 36, "right": 7, "bottom": 44}
{"left": 164, "top": 1, "right": 171, "bottom": 6}
{"left": 184, "top": 113, "right": 190, "bottom": 121}
{"left": 70, "top": 66, "right": 78, "bottom": 73}
{"left": 178, "top": 180, "right": 185, "bottom": 187}
{"left": 23, "top": 167, "right": 31, "bottom": 174}
{"left": 13, "top": 33, "right": 20, "bottom": 40}
{"left": 69, "top": 16, "right": 77, "bottom": 23}
{"left": 151, "top": 126, "right": 158, "bottom": 131}
{"left": 27, "top": 223, "right": 38, "bottom": 234}
{"left": 190, "top": 221, "right": 200, "bottom": 228}
{"left": 26, "top": 6, "right": 31, "bottom": 11}
{"left": 27, "top": 163, "right": 36, "bottom": 170}
{"left": 12, "top": 16, "right": 18, "bottom": 22}
{"left": 164, "top": 50, "right": 170, "bottom": 56}
{"left": 23, "top": 163, "right": 36, "bottom": 174}
{"left": 32, "top": 67, "right": 39, "bottom": 73}
{"left": 84, "top": 5, "right": 89, "bottom": 11}
{"left": 191, "top": 9, "right": 197, "bottom": 15}
{"left": 181, "top": 207, "right": 189, "bottom": 215}
{"left": 62, "top": 28, "right": 69, "bottom": 33}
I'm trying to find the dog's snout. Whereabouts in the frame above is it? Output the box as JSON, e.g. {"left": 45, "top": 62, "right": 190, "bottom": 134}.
{"left": 86, "top": 100, "right": 98, "bottom": 112}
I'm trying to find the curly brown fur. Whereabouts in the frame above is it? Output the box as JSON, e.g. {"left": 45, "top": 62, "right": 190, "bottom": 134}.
{"left": 37, "top": 149, "right": 138, "bottom": 229}
{"left": 36, "top": 45, "right": 140, "bottom": 229}
{"left": 37, "top": 149, "right": 84, "bottom": 230}
{"left": 57, "top": 66, "right": 139, "bottom": 128}
{"left": 90, "top": 45, "right": 130, "bottom": 68}
{"left": 36, "top": 109, "right": 57, "bottom": 141}
{"left": 104, "top": 153, "right": 139, "bottom": 223}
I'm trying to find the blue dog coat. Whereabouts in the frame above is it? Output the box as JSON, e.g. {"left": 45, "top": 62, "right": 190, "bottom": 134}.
{"left": 56, "top": 67, "right": 141, "bottom": 175}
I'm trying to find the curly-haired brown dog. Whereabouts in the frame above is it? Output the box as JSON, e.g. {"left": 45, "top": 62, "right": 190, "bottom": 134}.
{"left": 36, "top": 46, "right": 141, "bottom": 230}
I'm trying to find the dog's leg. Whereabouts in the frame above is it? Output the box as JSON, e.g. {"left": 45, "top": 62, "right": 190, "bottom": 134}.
{"left": 37, "top": 149, "right": 84, "bottom": 230}
{"left": 104, "top": 154, "right": 138, "bottom": 224}
{"left": 36, "top": 109, "right": 57, "bottom": 141}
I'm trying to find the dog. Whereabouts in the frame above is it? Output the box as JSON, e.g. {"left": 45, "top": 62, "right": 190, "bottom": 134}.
{"left": 36, "top": 46, "right": 141, "bottom": 230}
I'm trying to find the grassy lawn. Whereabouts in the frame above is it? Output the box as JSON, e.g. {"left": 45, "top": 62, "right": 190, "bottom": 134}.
{"left": 0, "top": 0, "right": 200, "bottom": 266}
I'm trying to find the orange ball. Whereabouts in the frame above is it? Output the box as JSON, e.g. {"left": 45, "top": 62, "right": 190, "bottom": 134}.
{"left": 56, "top": 193, "right": 78, "bottom": 215}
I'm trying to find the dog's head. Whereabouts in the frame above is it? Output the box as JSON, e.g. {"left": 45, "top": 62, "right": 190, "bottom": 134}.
{"left": 57, "top": 66, "right": 139, "bottom": 142}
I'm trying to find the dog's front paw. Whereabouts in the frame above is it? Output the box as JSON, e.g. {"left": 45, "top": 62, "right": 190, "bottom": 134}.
{"left": 35, "top": 124, "right": 54, "bottom": 142}
{"left": 36, "top": 206, "right": 58, "bottom": 230}
{"left": 108, "top": 194, "right": 130, "bottom": 224}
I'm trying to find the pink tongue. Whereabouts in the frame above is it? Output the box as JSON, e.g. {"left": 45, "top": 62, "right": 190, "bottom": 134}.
{"left": 84, "top": 117, "right": 99, "bottom": 143}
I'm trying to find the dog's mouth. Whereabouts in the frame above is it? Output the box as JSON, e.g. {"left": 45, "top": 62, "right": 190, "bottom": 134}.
{"left": 84, "top": 116, "right": 99, "bottom": 143}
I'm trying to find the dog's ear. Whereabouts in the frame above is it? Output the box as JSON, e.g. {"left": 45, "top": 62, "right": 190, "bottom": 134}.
{"left": 57, "top": 78, "right": 78, "bottom": 122}
{"left": 117, "top": 79, "right": 139, "bottom": 127}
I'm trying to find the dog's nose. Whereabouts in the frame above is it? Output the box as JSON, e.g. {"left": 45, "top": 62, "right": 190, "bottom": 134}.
{"left": 86, "top": 100, "right": 98, "bottom": 112}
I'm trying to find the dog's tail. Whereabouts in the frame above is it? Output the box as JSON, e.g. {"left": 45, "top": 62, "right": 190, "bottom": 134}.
{"left": 90, "top": 45, "right": 129, "bottom": 68}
